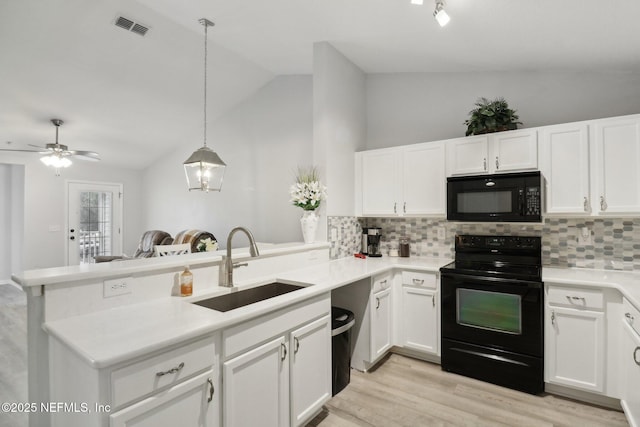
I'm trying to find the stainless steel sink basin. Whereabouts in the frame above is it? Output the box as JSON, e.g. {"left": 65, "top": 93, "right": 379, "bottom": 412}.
{"left": 193, "top": 282, "right": 305, "bottom": 312}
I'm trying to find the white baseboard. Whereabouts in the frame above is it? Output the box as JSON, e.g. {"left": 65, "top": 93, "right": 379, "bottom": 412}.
{"left": 544, "top": 383, "right": 622, "bottom": 410}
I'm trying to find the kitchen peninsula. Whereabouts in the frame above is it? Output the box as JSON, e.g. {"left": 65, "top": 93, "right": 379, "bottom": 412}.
{"left": 14, "top": 240, "right": 640, "bottom": 426}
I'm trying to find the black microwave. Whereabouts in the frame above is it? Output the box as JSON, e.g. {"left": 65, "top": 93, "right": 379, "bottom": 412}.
{"left": 447, "top": 171, "right": 542, "bottom": 222}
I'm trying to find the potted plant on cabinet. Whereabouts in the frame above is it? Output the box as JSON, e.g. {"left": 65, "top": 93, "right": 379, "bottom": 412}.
{"left": 464, "top": 97, "right": 522, "bottom": 136}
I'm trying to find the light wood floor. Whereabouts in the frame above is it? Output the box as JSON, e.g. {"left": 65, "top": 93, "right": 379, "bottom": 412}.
{"left": 308, "top": 354, "right": 629, "bottom": 427}
{"left": 0, "top": 283, "right": 28, "bottom": 427}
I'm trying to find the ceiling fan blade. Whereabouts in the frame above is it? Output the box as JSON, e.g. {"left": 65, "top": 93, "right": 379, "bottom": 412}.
{"left": 69, "top": 150, "right": 101, "bottom": 161}
{"left": 28, "top": 143, "right": 48, "bottom": 150}
{"left": 0, "top": 148, "right": 43, "bottom": 153}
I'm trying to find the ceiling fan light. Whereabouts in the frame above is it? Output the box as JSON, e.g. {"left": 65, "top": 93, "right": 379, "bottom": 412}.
{"left": 434, "top": 1, "right": 450, "bottom": 26}
{"left": 411, "top": 0, "right": 424, "bottom": 5}
{"left": 40, "top": 154, "right": 72, "bottom": 168}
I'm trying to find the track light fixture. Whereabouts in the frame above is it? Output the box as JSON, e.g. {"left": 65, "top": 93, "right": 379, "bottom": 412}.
{"left": 433, "top": 0, "right": 450, "bottom": 27}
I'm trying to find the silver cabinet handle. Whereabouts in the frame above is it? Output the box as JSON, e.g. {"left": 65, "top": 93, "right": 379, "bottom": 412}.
{"left": 394, "top": 202, "right": 397, "bottom": 213}
{"left": 483, "top": 157, "right": 487, "bottom": 171}
{"left": 281, "top": 343, "right": 287, "bottom": 361}
{"left": 551, "top": 310, "right": 555, "bottom": 325}
{"left": 294, "top": 337, "right": 300, "bottom": 354}
{"left": 403, "top": 202, "right": 406, "bottom": 213}
{"left": 626, "top": 312, "right": 635, "bottom": 321}
{"left": 583, "top": 197, "right": 589, "bottom": 212}
{"left": 495, "top": 156, "right": 499, "bottom": 170}
{"left": 380, "top": 279, "right": 387, "bottom": 286}
{"left": 207, "top": 378, "right": 215, "bottom": 403}
{"left": 412, "top": 278, "right": 424, "bottom": 285}
{"left": 432, "top": 294, "right": 435, "bottom": 307}
{"left": 156, "top": 362, "right": 184, "bottom": 377}
{"left": 600, "top": 196, "right": 607, "bottom": 211}
{"left": 635, "top": 347, "right": 640, "bottom": 366}
{"left": 376, "top": 297, "right": 380, "bottom": 309}
{"left": 566, "top": 295, "right": 586, "bottom": 304}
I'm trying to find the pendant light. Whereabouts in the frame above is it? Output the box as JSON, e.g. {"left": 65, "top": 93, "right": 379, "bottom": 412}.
{"left": 184, "top": 18, "right": 226, "bottom": 192}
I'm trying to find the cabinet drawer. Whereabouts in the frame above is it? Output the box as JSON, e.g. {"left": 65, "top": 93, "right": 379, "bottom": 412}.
{"left": 111, "top": 337, "right": 215, "bottom": 408}
{"left": 401, "top": 271, "right": 436, "bottom": 289}
{"left": 372, "top": 273, "right": 392, "bottom": 293}
{"left": 547, "top": 285, "right": 604, "bottom": 310}
{"left": 624, "top": 297, "right": 640, "bottom": 336}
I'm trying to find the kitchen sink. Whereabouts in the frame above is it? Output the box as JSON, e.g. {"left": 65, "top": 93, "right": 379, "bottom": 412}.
{"left": 193, "top": 282, "right": 306, "bottom": 312}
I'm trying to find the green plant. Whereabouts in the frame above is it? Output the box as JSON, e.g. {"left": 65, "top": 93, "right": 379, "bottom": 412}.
{"left": 464, "top": 97, "right": 522, "bottom": 136}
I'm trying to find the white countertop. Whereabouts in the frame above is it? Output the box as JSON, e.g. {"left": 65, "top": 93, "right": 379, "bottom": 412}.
{"left": 13, "top": 242, "right": 329, "bottom": 288}
{"left": 44, "top": 255, "right": 451, "bottom": 368}
{"left": 43, "top": 255, "right": 640, "bottom": 370}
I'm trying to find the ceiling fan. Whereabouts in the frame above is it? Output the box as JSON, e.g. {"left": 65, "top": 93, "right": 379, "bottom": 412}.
{"left": 1, "top": 119, "right": 100, "bottom": 175}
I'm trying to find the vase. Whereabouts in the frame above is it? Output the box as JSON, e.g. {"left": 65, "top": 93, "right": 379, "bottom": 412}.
{"left": 300, "top": 210, "right": 319, "bottom": 244}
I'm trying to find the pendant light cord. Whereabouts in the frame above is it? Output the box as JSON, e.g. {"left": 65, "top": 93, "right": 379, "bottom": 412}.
{"left": 203, "top": 20, "right": 208, "bottom": 148}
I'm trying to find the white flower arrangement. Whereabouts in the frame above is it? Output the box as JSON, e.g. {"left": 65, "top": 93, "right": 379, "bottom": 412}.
{"left": 289, "top": 167, "right": 327, "bottom": 211}
{"left": 196, "top": 237, "right": 218, "bottom": 252}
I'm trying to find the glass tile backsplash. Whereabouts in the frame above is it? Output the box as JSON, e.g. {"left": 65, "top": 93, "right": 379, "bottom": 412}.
{"left": 327, "top": 216, "right": 640, "bottom": 271}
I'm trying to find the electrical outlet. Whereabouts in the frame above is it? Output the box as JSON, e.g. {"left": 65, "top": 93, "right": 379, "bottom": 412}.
{"left": 436, "top": 226, "right": 446, "bottom": 240}
{"left": 577, "top": 226, "right": 592, "bottom": 245}
{"left": 103, "top": 277, "right": 133, "bottom": 298}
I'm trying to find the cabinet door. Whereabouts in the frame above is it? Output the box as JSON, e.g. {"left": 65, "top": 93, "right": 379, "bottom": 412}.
{"left": 290, "top": 315, "right": 331, "bottom": 427}
{"left": 371, "top": 288, "right": 392, "bottom": 360}
{"left": 361, "top": 149, "right": 400, "bottom": 215}
{"left": 545, "top": 306, "right": 605, "bottom": 393}
{"left": 540, "top": 124, "right": 591, "bottom": 215}
{"left": 447, "top": 136, "right": 489, "bottom": 176}
{"left": 621, "top": 321, "right": 640, "bottom": 425}
{"left": 110, "top": 370, "right": 217, "bottom": 427}
{"left": 223, "top": 337, "right": 288, "bottom": 427}
{"left": 491, "top": 130, "right": 538, "bottom": 173}
{"left": 401, "top": 286, "right": 438, "bottom": 355}
{"left": 402, "top": 143, "right": 446, "bottom": 215}
{"left": 594, "top": 117, "right": 640, "bottom": 214}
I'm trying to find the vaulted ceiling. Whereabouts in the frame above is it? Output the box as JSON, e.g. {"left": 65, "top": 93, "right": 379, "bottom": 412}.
{"left": 1, "top": 0, "right": 639, "bottom": 169}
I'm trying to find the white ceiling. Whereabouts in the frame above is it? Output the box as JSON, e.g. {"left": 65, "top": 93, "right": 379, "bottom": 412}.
{"left": 1, "top": 0, "right": 639, "bottom": 169}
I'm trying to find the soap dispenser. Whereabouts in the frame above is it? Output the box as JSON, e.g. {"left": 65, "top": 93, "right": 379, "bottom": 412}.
{"left": 180, "top": 266, "right": 193, "bottom": 297}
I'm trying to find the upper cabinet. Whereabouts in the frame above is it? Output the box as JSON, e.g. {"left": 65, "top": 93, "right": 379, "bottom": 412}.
{"left": 356, "top": 142, "right": 446, "bottom": 217}
{"left": 447, "top": 129, "right": 538, "bottom": 176}
{"left": 540, "top": 123, "right": 591, "bottom": 215}
{"left": 593, "top": 117, "right": 640, "bottom": 215}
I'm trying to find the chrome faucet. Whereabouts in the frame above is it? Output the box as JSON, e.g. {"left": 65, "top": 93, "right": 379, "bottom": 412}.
{"left": 221, "top": 226, "right": 260, "bottom": 287}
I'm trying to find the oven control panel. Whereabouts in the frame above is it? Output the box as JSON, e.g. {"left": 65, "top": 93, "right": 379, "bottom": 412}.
{"left": 456, "top": 235, "right": 540, "bottom": 250}
{"left": 525, "top": 187, "right": 541, "bottom": 216}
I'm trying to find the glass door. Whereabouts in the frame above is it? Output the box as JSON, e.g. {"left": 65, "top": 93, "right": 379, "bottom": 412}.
{"left": 67, "top": 182, "right": 122, "bottom": 265}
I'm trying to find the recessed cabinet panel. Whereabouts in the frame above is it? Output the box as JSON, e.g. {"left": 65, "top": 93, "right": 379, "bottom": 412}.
{"left": 403, "top": 143, "right": 445, "bottom": 214}
{"left": 361, "top": 150, "right": 400, "bottom": 215}
{"left": 447, "top": 136, "right": 489, "bottom": 175}
{"left": 371, "top": 287, "right": 392, "bottom": 360}
{"left": 621, "top": 320, "right": 640, "bottom": 425}
{"left": 541, "top": 124, "right": 590, "bottom": 215}
{"left": 401, "top": 287, "right": 438, "bottom": 355}
{"left": 492, "top": 130, "right": 538, "bottom": 172}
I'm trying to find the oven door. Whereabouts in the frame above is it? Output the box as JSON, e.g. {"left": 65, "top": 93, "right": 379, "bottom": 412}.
{"left": 441, "top": 272, "right": 543, "bottom": 357}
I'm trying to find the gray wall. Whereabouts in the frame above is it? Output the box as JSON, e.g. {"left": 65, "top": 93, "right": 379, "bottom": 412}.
{"left": 366, "top": 71, "right": 640, "bottom": 149}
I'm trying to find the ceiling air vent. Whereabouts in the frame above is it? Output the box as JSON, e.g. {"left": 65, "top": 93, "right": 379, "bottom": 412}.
{"left": 114, "top": 16, "right": 149, "bottom": 36}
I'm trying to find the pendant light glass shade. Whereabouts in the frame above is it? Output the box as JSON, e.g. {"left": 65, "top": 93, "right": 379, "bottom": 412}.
{"left": 184, "top": 146, "right": 226, "bottom": 192}
{"left": 184, "top": 18, "right": 226, "bottom": 192}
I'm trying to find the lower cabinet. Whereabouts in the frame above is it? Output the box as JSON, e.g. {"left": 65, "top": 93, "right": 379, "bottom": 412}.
{"left": 110, "top": 370, "right": 216, "bottom": 427}
{"left": 401, "top": 286, "right": 438, "bottom": 355}
{"left": 545, "top": 285, "right": 605, "bottom": 393}
{"left": 621, "top": 299, "right": 640, "bottom": 425}
{"left": 371, "top": 286, "right": 392, "bottom": 360}
{"left": 221, "top": 293, "right": 331, "bottom": 427}
{"left": 223, "top": 337, "right": 289, "bottom": 427}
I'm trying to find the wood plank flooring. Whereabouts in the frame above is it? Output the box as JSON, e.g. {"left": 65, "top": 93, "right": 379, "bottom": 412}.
{"left": 307, "top": 354, "right": 629, "bottom": 427}
{"left": 0, "top": 283, "right": 28, "bottom": 427}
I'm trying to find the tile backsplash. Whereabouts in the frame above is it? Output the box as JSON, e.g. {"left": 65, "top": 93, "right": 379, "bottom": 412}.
{"left": 327, "top": 216, "right": 640, "bottom": 271}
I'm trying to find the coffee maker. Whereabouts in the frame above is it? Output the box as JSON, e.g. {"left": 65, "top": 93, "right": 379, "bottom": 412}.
{"left": 361, "top": 227, "right": 382, "bottom": 257}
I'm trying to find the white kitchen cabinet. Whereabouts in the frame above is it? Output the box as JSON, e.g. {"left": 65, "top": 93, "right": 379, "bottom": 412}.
{"left": 110, "top": 370, "right": 216, "bottom": 427}
{"left": 447, "top": 130, "right": 537, "bottom": 176}
{"left": 593, "top": 116, "right": 640, "bottom": 215}
{"left": 49, "top": 335, "right": 220, "bottom": 427}
{"left": 540, "top": 123, "right": 591, "bottom": 215}
{"left": 289, "top": 315, "right": 332, "bottom": 426}
{"left": 223, "top": 337, "right": 289, "bottom": 427}
{"left": 400, "top": 270, "right": 439, "bottom": 355}
{"left": 221, "top": 293, "right": 331, "bottom": 427}
{"left": 545, "top": 285, "right": 605, "bottom": 393}
{"left": 621, "top": 316, "right": 640, "bottom": 425}
{"left": 371, "top": 287, "right": 392, "bottom": 360}
{"left": 356, "top": 142, "right": 446, "bottom": 216}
